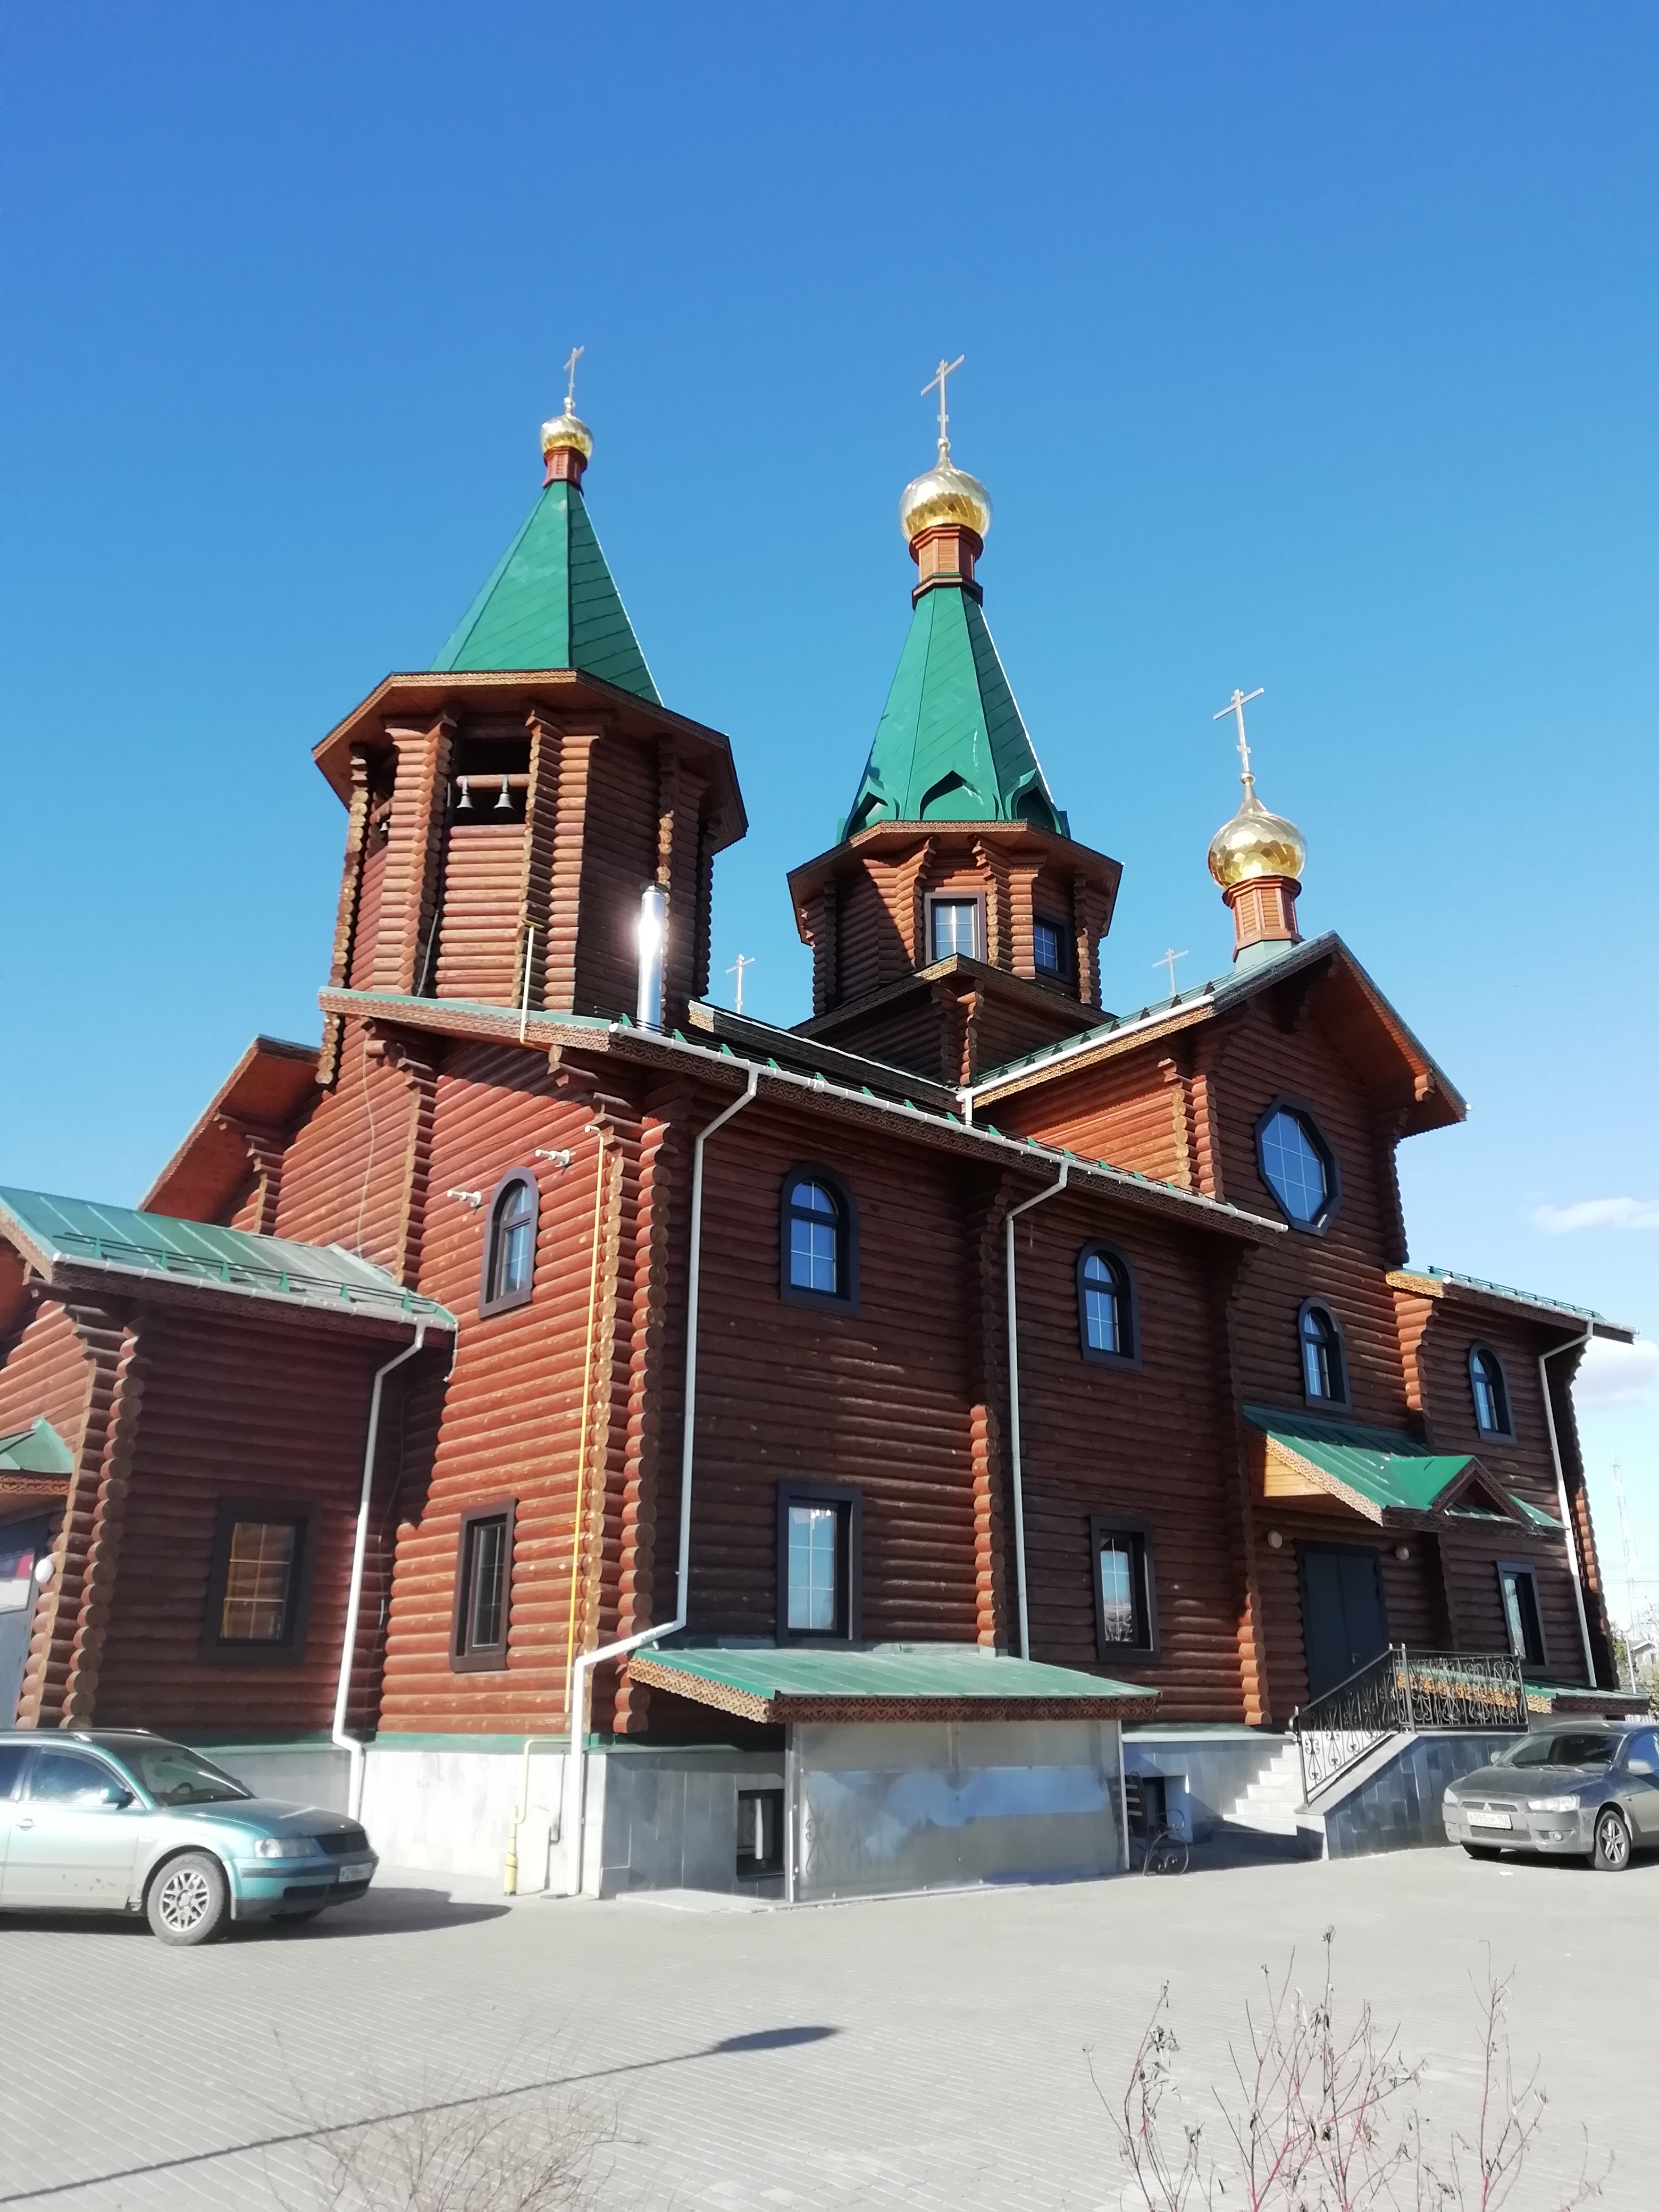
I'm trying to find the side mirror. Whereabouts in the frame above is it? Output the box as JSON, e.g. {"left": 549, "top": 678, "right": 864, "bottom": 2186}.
{"left": 102, "top": 1783, "right": 136, "bottom": 1808}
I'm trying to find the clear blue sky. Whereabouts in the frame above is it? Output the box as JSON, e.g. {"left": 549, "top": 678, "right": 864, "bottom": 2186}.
{"left": 3, "top": 6, "right": 1656, "bottom": 1614}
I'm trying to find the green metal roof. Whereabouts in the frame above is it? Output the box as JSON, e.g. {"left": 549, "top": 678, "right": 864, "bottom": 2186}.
{"left": 431, "top": 479, "right": 661, "bottom": 701}
{"left": 841, "top": 583, "right": 1066, "bottom": 841}
{"left": 629, "top": 1643, "right": 1156, "bottom": 1721}
{"left": 0, "top": 1418, "right": 74, "bottom": 1477}
{"left": 0, "top": 1188, "right": 454, "bottom": 1330}
{"left": 1509, "top": 1492, "right": 1564, "bottom": 1532}
{"left": 1245, "top": 1406, "right": 1480, "bottom": 1516}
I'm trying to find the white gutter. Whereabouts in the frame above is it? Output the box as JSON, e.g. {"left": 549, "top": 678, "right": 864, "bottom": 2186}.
{"left": 333, "top": 1320, "right": 429, "bottom": 1819}
{"left": 558, "top": 1065, "right": 760, "bottom": 1897}
{"left": 1004, "top": 1163, "right": 1069, "bottom": 1660}
{"left": 1538, "top": 1322, "right": 1598, "bottom": 1688}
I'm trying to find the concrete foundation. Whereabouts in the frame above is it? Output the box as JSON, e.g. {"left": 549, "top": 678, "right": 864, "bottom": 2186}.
{"left": 1297, "top": 1730, "right": 1521, "bottom": 1858}
{"left": 1121, "top": 1724, "right": 1292, "bottom": 1841}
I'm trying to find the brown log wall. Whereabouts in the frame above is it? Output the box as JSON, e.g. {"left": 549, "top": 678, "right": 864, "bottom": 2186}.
{"left": 0, "top": 1300, "right": 93, "bottom": 1449}
{"left": 434, "top": 822, "right": 526, "bottom": 1003}
{"left": 575, "top": 736, "right": 660, "bottom": 1017}
{"left": 271, "top": 1021, "right": 410, "bottom": 1273}
{"left": 347, "top": 835, "right": 389, "bottom": 992}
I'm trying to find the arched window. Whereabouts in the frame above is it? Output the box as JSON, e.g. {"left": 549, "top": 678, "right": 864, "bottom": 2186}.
{"left": 780, "top": 1168, "right": 857, "bottom": 1305}
{"left": 1255, "top": 1100, "right": 1340, "bottom": 1232}
{"left": 1077, "top": 1245, "right": 1137, "bottom": 1364}
{"left": 480, "top": 1171, "right": 538, "bottom": 1316}
{"left": 1298, "top": 1301, "right": 1347, "bottom": 1405}
{"left": 1469, "top": 1346, "right": 1514, "bottom": 1439}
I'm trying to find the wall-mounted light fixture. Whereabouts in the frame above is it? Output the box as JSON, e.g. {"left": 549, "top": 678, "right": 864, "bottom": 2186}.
{"left": 1265, "top": 1529, "right": 1284, "bottom": 1551}
{"left": 1394, "top": 1543, "right": 1411, "bottom": 1563}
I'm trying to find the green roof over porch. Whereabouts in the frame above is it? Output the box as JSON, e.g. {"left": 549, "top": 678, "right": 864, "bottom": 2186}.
{"left": 431, "top": 479, "right": 661, "bottom": 701}
{"left": 1245, "top": 1406, "right": 1547, "bottom": 1527}
{"left": 0, "top": 1418, "right": 74, "bottom": 1477}
{"left": 627, "top": 1644, "right": 1157, "bottom": 1724}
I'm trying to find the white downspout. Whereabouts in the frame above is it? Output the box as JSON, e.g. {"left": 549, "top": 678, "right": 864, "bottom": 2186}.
{"left": 1004, "top": 1163, "right": 1069, "bottom": 1660}
{"left": 559, "top": 1065, "right": 760, "bottom": 1897}
{"left": 333, "top": 1320, "right": 429, "bottom": 1820}
{"left": 1539, "top": 1322, "right": 1598, "bottom": 1688}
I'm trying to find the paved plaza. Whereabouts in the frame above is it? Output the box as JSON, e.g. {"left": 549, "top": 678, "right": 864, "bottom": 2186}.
{"left": 1, "top": 1847, "right": 1653, "bottom": 2210}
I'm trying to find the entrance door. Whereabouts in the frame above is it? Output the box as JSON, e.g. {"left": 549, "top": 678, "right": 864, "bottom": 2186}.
{"left": 1299, "top": 1546, "right": 1388, "bottom": 1700}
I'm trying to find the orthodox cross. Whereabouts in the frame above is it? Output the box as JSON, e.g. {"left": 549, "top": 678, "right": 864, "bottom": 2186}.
{"left": 726, "top": 953, "right": 754, "bottom": 1015}
{"left": 562, "top": 344, "right": 584, "bottom": 412}
{"left": 1154, "top": 947, "right": 1189, "bottom": 996}
{"left": 1214, "top": 686, "right": 1266, "bottom": 780}
{"left": 922, "top": 355, "right": 966, "bottom": 449}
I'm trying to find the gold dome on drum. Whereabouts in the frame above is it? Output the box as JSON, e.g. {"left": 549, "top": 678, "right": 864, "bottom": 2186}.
{"left": 899, "top": 447, "right": 992, "bottom": 544}
{"left": 540, "top": 406, "right": 594, "bottom": 464}
{"left": 1207, "top": 780, "right": 1307, "bottom": 889}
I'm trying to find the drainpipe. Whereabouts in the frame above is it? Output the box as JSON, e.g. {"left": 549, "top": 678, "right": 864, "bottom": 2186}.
{"left": 558, "top": 1065, "right": 760, "bottom": 1897}
{"left": 1538, "top": 1322, "right": 1598, "bottom": 1688}
{"left": 1004, "top": 1163, "right": 1069, "bottom": 1660}
{"left": 333, "top": 1320, "right": 429, "bottom": 1820}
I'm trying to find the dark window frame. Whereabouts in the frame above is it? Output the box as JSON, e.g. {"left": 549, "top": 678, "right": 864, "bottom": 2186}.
{"left": 451, "top": 1499, "right": 516, "bottom": 1673}
{"left": 1254, "top": 1095, "right": 1342, "bottom": 1236}
{"left": 778, "top": 1164, "right": 860, "bottom": 1311}
{"left": 735, "top": 1787, "right": 786, "bottom": 1880}
{"left": 1076, "top": 1243, "right": 1141, "bottom": 1370}
{"left": 478, "top": 1169, "right": 539, "bottom": 1318}
{"left": 925, "top": 890, "right": 985, "bottom": 966}
{"left": 1090, "top": 1512, "right": 1159, "bottom": 1662}
{"left": 1297, "top": 1297, "right": 1351, "bottom": 1410}
{"left": 201, "top": 1497, "right": 319, "bottom": 1665}
{"left": 1496, "top": 1559, "right": 1547, "bottom": 1670}
{"left": 1468, "top": 1344, "right": 1516, "bottom": 1442}
{"left": 776, "top": 1481, "right": 864, "bottom": 1644}
{"left": 1032, "top": 914, "right": 1070, "bottom": 979}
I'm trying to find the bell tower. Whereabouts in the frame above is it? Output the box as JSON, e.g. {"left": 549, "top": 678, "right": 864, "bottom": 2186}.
{"left": 787, "top": 364, "right": 1120, "bottom": 1085}
{"left": 308, "top": 383, "right": 747, "bottom": 1078}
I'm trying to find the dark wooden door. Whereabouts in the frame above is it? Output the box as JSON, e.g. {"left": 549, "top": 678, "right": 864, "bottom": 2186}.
{"left": 1299, "top": 1546, "right": 1388, "bottom": 1700}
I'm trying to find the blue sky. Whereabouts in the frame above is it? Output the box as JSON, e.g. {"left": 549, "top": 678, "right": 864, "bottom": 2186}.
{"left": 3, "top": 5, "right": 1656, "bottom": 1615}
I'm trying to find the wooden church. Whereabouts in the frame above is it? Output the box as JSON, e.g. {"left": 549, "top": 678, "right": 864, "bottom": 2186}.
{"left": 0, "top": 371, "right": 1633, "bottom": 1897}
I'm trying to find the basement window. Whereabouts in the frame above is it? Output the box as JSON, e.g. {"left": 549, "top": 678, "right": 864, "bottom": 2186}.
{"left": 453, "top": 1503, "right": 515, "bottom": 1672}
{"left": 203, "top": 1501, "right": 316, "bottom": 1663}
{"left": 777, "top": 1483, "right": 862, "bottom": 1641}
{"left": 735, "top": 1788, "right": 785, "bottom": 1880}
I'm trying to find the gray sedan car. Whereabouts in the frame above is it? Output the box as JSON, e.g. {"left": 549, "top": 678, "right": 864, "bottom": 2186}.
{"left": 1442, "top": 1722, "right": 1659, "bottom": 1871}
{"left": 0, "top": 1730, "right": 376, "bottom": 1944}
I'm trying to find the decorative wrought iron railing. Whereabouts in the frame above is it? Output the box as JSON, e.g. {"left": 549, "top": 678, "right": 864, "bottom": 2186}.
{"left": 1289, "top": 1646, "right": 1528, "bottom": 1802}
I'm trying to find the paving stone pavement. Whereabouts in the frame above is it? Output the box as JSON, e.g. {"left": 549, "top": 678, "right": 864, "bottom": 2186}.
{"left": 0, "top": 1847, "right": 1653, "bottom": 2211}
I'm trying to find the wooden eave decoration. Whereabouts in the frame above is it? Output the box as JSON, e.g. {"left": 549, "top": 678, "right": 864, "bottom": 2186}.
{"left": 311, "top": 667, "right": 749, "bottom": 850}
{"left": 141, "top": 1035, "right": 320, "bottom": 1219}
{"left": 786, "top": 816, "right": 1121, "bottom": 924}
{"left": 1385, "top": 1269, "right": 1636, "bottom": 1347}
{"left": 0, "top": 1473, "right": 70, "bottom": 1503}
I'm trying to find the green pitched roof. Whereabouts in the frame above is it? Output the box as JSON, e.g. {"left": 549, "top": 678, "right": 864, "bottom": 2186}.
{"left": 1245, "top": 1406, "right": 1482, "bottom": 1518}
{"left": 841, "top": 583, "right": 1066, "bottom": 841}
{"left": 629, "top": 1643, "right": 1155, "bottom": 1722}
{"left": 431, "top": 480, "right": 661, "bottom": 702}
{"left": 0, "top": 1418, "right": 74, "bottom": 1477}
{"left": 0, "top": 1188, "right": 454, "bottom": 1330}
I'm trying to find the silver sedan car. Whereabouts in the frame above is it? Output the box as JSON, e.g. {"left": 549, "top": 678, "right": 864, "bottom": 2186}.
{"left": 0, "top": 1730, "right": 377, "bottom": 1944}
{"left": 1443, "top": 1721, "right": 1659, "bottom": 1871}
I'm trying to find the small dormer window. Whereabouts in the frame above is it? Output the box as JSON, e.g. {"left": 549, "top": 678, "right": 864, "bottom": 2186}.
{"left": 1033, "top": 917, "right": 1067, "bottom": 977}
{"left": 929, "top": 898, "right": 980, "bottom": 961}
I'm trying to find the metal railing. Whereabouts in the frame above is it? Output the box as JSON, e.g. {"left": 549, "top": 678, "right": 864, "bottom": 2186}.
{"left": 1290, "top": 1646, "right": 1528, "bottom": 1802}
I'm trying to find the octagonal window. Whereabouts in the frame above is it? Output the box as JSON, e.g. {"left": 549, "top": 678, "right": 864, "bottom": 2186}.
{"left": 1257, "top": 1105, "right": 1337, "bottom": 1229}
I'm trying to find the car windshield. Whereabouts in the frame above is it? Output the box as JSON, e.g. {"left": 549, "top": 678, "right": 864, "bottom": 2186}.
{"left": 1496, "top": 1731, "right": 1616, "bottom": 1771}
{"left": 122, "top": 1744, "right": 252, "bottom": 1806}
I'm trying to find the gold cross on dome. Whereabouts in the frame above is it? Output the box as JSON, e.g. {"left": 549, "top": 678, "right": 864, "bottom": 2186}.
{"left": 1214, "top": 686, "right": 1266, "bottom": 781}
{"left": 922, "top": 355, "right": 966, "bottom": 451}
{"left": 562, "top": 344, "right": 584, "bottom": 413}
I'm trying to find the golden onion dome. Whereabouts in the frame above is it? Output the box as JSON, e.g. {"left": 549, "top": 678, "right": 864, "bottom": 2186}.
{"left": 899, "top": 442, "right": 992, "bottom": 544}
{"left": 540, "top": 405, "right": 594, "bottom": 464}
{"left": 1207, "top": 777, "right": 1307, "bottom": 889}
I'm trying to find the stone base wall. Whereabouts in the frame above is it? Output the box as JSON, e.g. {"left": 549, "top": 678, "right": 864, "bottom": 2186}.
{"left": 1306, "top": 1732, "right": 1520, "bottom": 1859}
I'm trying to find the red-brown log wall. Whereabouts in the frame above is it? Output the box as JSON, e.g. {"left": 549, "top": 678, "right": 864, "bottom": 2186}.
{"left": 575, "top": 736, "right": 659, "bottom": 1017}
{"left": 0, "top": 1301, "right": 92, "bottom": 1450}
{"left": 434, "top": 822, "right": 525, "bottom": 1003}
{"left": 271, "top": 1022, "right": 409, "bottom": 1273}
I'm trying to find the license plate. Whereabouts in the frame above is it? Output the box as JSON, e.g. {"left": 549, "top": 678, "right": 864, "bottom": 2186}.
{"left": 1468, "top": 1809, "right": 1512, "bottom": 1830}
{"left": 336, "top": 1860, "right": 375, "bottom": 1882}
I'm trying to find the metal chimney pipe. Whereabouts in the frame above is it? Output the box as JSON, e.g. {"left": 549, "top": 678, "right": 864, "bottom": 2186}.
{"left": 636, "top": 882, "right": 668, "bottom": 1031}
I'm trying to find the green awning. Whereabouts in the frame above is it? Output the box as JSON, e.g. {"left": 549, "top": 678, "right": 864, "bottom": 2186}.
{"left": 627, "top": 1644, "right": 1157, "bottom": 1724}
{"left": 0, "top": 1418, "right": 73, "bottom": 1477}
{"left": 1246, "top": 1405, "right": 1501, "bottom": 1523}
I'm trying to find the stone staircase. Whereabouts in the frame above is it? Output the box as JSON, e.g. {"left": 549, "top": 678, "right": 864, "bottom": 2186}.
{"left": 1222, "top": 1740, "right": 1305, "bottom": 1837}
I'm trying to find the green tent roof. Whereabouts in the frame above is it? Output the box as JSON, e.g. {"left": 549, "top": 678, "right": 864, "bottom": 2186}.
{"left": 841, "top": 583, "right": 1066, "bottom": 841}
{"left": 1246, "top": 1406, "right": 1481, "bottom": 1517}
{"left": 0, "top": 1418, "right": 74, "bottom": 1477}
{"left": 0, "top": 1188, "right": 454, "bottom": 1329}
{"left": 628, "top": 1643, "right": 1156, "bottom": 1722}
{"left": 431, "top": 479, "right": 661, "bottom": 701}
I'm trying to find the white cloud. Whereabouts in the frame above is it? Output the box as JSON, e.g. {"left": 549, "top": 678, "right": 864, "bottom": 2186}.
{"left": 1534, "top": 1197, "right": 1659, "bottom": 1233}
{"left": 1577, "top": 1336, "right": 1659, "bottom": 1410}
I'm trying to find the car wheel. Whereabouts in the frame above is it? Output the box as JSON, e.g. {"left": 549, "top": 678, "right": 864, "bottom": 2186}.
{"left": 146, "top": 1851, "right": 231, "bottom": 1945}
{"left": 1462, "top": 1843, "right": 1502, "bottom": 1860}
{"left": 1591, "top": 1808, "right": 1632, "bottom": 1873}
